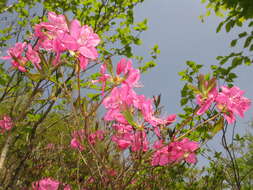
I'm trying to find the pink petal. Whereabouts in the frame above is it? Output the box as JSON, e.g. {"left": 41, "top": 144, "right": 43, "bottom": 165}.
{"left": 70, "top": 19, "right": 81, "bottom": 38}
{"left": 185, "top": 153, "right": 197, "bottom": 164}
{"left": 78, "top": 55, "right": 89, "bottom": 70}
{"left": 79, "top": 46, "right": 98, "bottom": 59}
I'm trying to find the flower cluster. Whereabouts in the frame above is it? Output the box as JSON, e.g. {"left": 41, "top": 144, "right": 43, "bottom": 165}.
{"left": 100, "top": 58, "right": 199, "bottom": 165}
{"left": 111, "top": 124, "right": 148, "bottom": 152}
{"left": 0, "top": 116, "right": 13, "bottom": 133}
{"left": 70, "top": 129, "right": 105, "bottom": 151}
{"left": 196, "top": 84, "right": 251, "bottom": 124}
{"left": 151, "top": 138, "right": 199, "bottom": 166}
{"left": 1, "top": 12, "right": 100, "bottom": 72}
{"left": 32, "top": 178, "right": 71, "bottom": 190}
{"left": 95, "top": 58, "right": 140, "bottom": 96}
{"left": 1, "top": 42, "right": 40, "bottom": 72}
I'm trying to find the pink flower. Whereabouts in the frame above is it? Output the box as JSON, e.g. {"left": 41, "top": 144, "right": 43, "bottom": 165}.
{"left": 196, "top": 87, "right": 218, "bottom": 115}
{"left": 26, "top": 44, "right": 41, "bottom": 70}
{"left": 70, "top": 130, "right": 85, "bottom": 151}
{"left": 97, "top": 64, "right": 110, "bottom": 96}
{"left": 0, "top": 116, "right": 13, "bottom": 133}
{"left": 112, "top": 124, "right": 133, "bottom": 150}
{"left": 86, "top": 176, "right": 95, "bottom": 184}
{"left": 151, "top": 138, "right": 199, "bottom": 166}
{"left": 70, "top": 138, "right": 84, "bottom": 151}
{"left": 1, "top": 42, "right": 27, "bottom": 72}
{"left": 116, "top": 58, "right": 140, "bottom": 87}
{"left": 88, "top": 133, "right": 97, "bottom": 145}
{"left": 47, "top": 12, "right": 68, "bottom": 31}
{"left": 2, "top": 42, "right": 26, "bottom": 59}
{"left": 59, "top": 19, "right": 100, "bottom": 70}
{"left": 95, "top": 130, "right": 105, "bottom": 140}
{"left": 96, "top": 59, "right": 141, "bottom": 96}
{"left": 71, "top": 129, "right": 104, "bottom": 150}
{"left": 32, "top": 178, "right": 60, "bottom": 190}
{"left": 137, "top": 95, "right": 172, "bottom": 129}
{"left": 88, "top": 130, "right": 105, "bottom": 145}
{"left": 131, "top": 131, "right": 149, "bottom": 152}
{"left": 63, "top": 185, "right": 72, "bottom": 190}
{"left": 168, "top": 138, "right": 199, "bottom": 164}
{"left": 102, "top": 84, "right": 138, "bottom": 124}
{"left": 113, "top": 138, "right": 132, "bottom": 150}
{"left": 216, "top": 86, "right": 251, "bottom": 124}
{"left": 151, "top": 140, "right": 173, "bottom": 166}
{"left": 34, "top": 12, "right": 68, "bottom": 65}
{"left": 151, "top": 145, "right": 169, "bottom": 166}
{"left": 116, "top": 58, "right": 132, "bottom": 75}
{"left": 113, "top": 123, "right": 133, "bottom": 133}
{"left": 112, "top": 124, "right": 148, "bottom": 152}
{"left": 106, "top": 169, "right": 117, "bottom": 177}
{"left": 124, "top": 68, "right": 140, "bottom": 87}
{"left": 166, "top": 114, "right": 177, "bottom": 125}
{"left": 34, "top": 12, "right": 68, "bottom": 40}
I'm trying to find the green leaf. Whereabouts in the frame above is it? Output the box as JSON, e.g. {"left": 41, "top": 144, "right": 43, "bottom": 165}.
{"left": 230, "top": 39, "right": 237, "bottom": 47}
{"left": 180, "top": 98, "right": 188, "bottom": 106}
{"left": 249, "top": 21, "right": 253, "bottom": 27}
{"left": 122, "top": 109, "right": 137, "bottom": 127}
{"left": 87, "top": 93, "right": 100, "bottom": 101}
{"left": 0, "top": 77, "right": 6, "bottom": 86}
{"left": 26, "top": 73, "right": 44, "bottom": 81}
{"left": 188, "top": 84, "right": 201, "bottom": 94}
{"left": 210, "top": 117, "right": 224, "bottom": 136}
{"left": 250, "top": 44, "right": 253, "bottom": 51}
{"left": 238, "top": 32, "right": 247, "bottom": 38}
{"left": 216, "top": 21, "right": 224, "bottom": 33}
{"left": 244, "top": 36, "right": 253, "bottom": 48}
{"left": 225, "top": 20, "right": 235, "bottom": 33}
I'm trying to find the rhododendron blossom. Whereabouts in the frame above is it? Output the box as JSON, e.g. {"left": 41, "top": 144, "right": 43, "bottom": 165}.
{"left": 112, "top": 124, "right": 148, "bottom": 151}
{"left": 151, "top": 140, "right": 170, "bottom": 166}
{"left": 70, "top": 130, "right": 85, "bottom": 151}
{"left": 70, "top": 129, "right": 105, "bottom": 151}
{"left": 102, "top": 84, "right": 138, "bottom": 124}
{"left": 137, "top": 95, "right": 169, "bottom": 127}
{"left": 112, "top": 124, "right": 133, "bottom": 150}
{"left": 1, "top": 42, "right": 42, "bottom": 72}
{"left": 216, "top": 86, "right": 251, "bottom": 124}
{"left": 131, "top": 131, "right": 149, "bottom": 152}
{"left": 194, "top": 81, "right": 251, "bottom": 124}
{"left": 88, "top": 130, "right": 105, "bottom": 145}
{"left": 59, "top": 19, "right": 100, "bottom": 70}
{"left": 34, "top": 12, "right": 68, "bottom": 51}
{"left": 63, "top": 184, "right": 72, "bottom": 190}
{"left": 106, "top": 169, "right": 117, "bottom": 177}
{"left": 26, "top": 44, "right": 41, "bottom": 70}
{"left": 116, "top": 58, "right": 140, "bottom": 87}
{"left": 196, "top": 87, "right": 218, "bottom": 115}
{"left": 32, "top": 178, "right": 60, "bottom": 190}
{"left": 33, "top": 12, "right": 100, "bottom": 68}
{"left": 101, "top": 58, "right": 140, "bottom": 87}
{"left": 152, "top": 138, "right": 199, "bottom": 166}
{"left": 95, "top": 58, "right": 141, "bottom": 96}
{"left": 102, "top": 59, "right": 178, "bottom": 153}
{"left": 1, "top": 42, "right": 28, "bottom": 72}
{"left": 0, "top": 116, "right": 13, "bottom": 133}
{"left": 96, "top": 63, "right": 110, "bottom": 96}
{"left": 166, "top": 114, "right": 177, "bottom": 125}
{"left": 34, "top": 12, "right": 68, "bottom": 65}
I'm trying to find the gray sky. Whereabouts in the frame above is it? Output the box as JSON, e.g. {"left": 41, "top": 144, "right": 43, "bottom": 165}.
{"left": 133, "top": 0, "right": 253, "bottom": 165}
